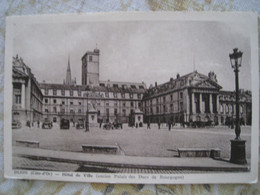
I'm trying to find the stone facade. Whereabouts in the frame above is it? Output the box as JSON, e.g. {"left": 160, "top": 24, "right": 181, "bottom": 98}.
{"left": 12, "top": 55, "right": 43, "bottom": 127}
{"left": 142, "top": 71, "right": 252, "bottom": 126}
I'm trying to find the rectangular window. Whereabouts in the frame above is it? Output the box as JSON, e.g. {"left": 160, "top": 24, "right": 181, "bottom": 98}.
{"left": 53, "top": 89, "right": 57, "bottom": 96}
{"left": 70, "top": 102, "right": 73, "bottom": 105}
{"left": 123, "top": 102, "right": 126, "bottom": 107}
{"left": 89, "top": 56, "right": 92, "bottom": 62}
{"left": 130, "top": 93, "right": 133, "bottom": 99}
{"left": 170, "top": 95, "right": 173, "bottom": 101}
{"left": 137, "top": 94, "right": 141, "bottom": 99}
{"left": 163, "top": 96, "right": 166, "bottom": 103}
{"left": 113, "top": 93, "right": 117, "bottom": 98}
{"left": 53, "top": 107, "right": 57, "bottom": 113}
{"left": 61, "top": 90, "right": 65, "bottom": 96}
{"left": 70, "top": 90, "right": 73, "bottom": 96}
{"left": 78, "top": 90, "right": 81, "bottom": 96}
{"left": 106, "top": 102, "right": 109, "bottom": 106}
{"left": 180, "top": 92, "right": 183, "bottom": 99}
{"left": 53, "top": 99, "right": 56, "bottom": 104}
{"left": 79, "top": 101, "right": 82, "bottom": 105}
{"left": 45, "top": 99, "right": 48, "bottom": 103}
{"left": 122, "top": 109, "right": 126, "bottom": 116}
{"left": 15, "top": 95, "right": 21, "bottom": 104}
{"left": 121, "top": 93, "right": 125, "bottom": 98}
{"left": 62, "top": 101, "right": 65, "bottom": 105}
{"left": 45, "top": 108, "right": 48, "bottom": 113}
{"left": 105, "top": 92, "right": 109, "bottom": 98}
{"left": 78, "top": 109, "right": 81, "bottom": 113}
{"left": 130, "top": 102, "right": 134, "bottom": 107}
{"left": 114, "top": 109, "right": 118, "bottom": 116}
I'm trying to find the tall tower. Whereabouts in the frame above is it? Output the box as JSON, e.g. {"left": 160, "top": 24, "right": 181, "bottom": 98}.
{"left": 64, "top": 56, "right": 72, "bottom": 85}
{"left": 81, "top": 48, "right": 100, "bottom": 86}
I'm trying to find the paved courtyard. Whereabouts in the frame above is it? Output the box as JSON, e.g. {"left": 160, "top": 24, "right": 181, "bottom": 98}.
{"left": 12, "top": 124, "right": 252, "bottom": 159}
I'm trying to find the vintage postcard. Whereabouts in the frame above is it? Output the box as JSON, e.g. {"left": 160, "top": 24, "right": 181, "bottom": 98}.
{"left": 4, "top": 12, "right": 259, "bottom": 184}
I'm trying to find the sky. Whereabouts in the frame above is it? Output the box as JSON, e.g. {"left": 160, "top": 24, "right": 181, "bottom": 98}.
{"left": 13, "top": 18, "right": 252, "bottom": 91}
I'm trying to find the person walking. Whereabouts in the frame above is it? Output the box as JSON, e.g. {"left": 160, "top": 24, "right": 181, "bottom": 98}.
{"left": 147, "top": 118, "right": 150, "bottom": 129}
{"left": 168, "top": 120, "right": 171, "bottom": 131}
{"left": 99, "top": 118, "right": 103, "bottom": 128}
{"left": 158, "top": 119, "right": 160, "bottom": 129}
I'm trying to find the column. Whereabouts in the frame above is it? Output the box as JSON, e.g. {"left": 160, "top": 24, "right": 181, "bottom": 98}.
{"left": 186, "top": 90, "right": 190, "bottom": 114}
{"left": 216, "top": 95, "right": 219, "bottom": 113}
{"left": 191, "top": 93, "right": 195, "bottom": 114}
{"left": 21, "top": 83, "right": 26, "bottom": 108}
{"left": 209, "top": 94, "right": 213, "bottom": 113}
{"left": 199, "top": 93, "right": 203, "bottom": 113}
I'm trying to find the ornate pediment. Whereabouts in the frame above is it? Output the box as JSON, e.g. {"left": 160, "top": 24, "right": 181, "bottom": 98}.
{"left": 195, "top": 80, "right": 222, "bottom": 90}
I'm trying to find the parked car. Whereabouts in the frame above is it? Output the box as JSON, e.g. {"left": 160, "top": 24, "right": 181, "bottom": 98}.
{"left": 76, "top": 119, "right": 84, "bottom": 129}
{"left": 42, "top": 118, "right": 52, "bottom": 129}
{"left": 12, "top": 120, "right": 21, "bottom": 129}
{"left": 60, "top": 118, "right": 70, "bottom": 129}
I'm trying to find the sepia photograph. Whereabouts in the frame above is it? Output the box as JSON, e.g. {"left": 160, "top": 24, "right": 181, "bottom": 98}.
{"left": 4, "top": 12, "right": 258, "bottom": 184}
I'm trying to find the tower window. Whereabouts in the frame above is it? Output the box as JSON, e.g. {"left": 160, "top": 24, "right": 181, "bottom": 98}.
{"left": 89, "top": 56, "right": 92, "bottom": 62}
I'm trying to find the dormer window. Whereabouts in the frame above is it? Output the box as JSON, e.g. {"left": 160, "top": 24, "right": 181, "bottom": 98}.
{"left": 53, "top": 89, "right": 57, "bottom": 96}
{"left": 44, "top": 89, "right": 49, "bottom": 95}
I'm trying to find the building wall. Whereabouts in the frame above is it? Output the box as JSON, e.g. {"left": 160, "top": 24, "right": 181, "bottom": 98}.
{"left": 12, "top": 56, "right": 43, "bottom": 127}
{"left": 40, "top": 83, "right": 145, "bottom": 124}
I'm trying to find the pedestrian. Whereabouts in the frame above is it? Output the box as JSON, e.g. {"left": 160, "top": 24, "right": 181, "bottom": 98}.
{"left": 168, "top": 120, "right": 171, "bottom": 131}
{"left": 99, "top": 118, "right": 103, "bottom": 128}
{"left": 37, "top": 121, "right": 40, "bottom": 128}
{"left": 158, "top": 119, "right": 160, "bottom": 129}
{"left": 147, "top": 119, "right": 150, "bottom": 129}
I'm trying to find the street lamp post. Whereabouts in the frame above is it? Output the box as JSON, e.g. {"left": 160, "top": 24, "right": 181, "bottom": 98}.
{"left": 229, "top": 48, "right": 246, "bottom": 164}
{"left": 85, "top": 85, "right": 89, "bottom": 131}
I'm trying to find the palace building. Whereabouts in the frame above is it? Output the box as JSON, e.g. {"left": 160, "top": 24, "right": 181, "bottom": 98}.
{"left": 12, "top": 48, "right": 252, "bottom": 128}
{"left": 12, "top": 55, "right": 43, "bottom": 127}
{"left": 142, "top": 71, "right": 252, "bottom": 126}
